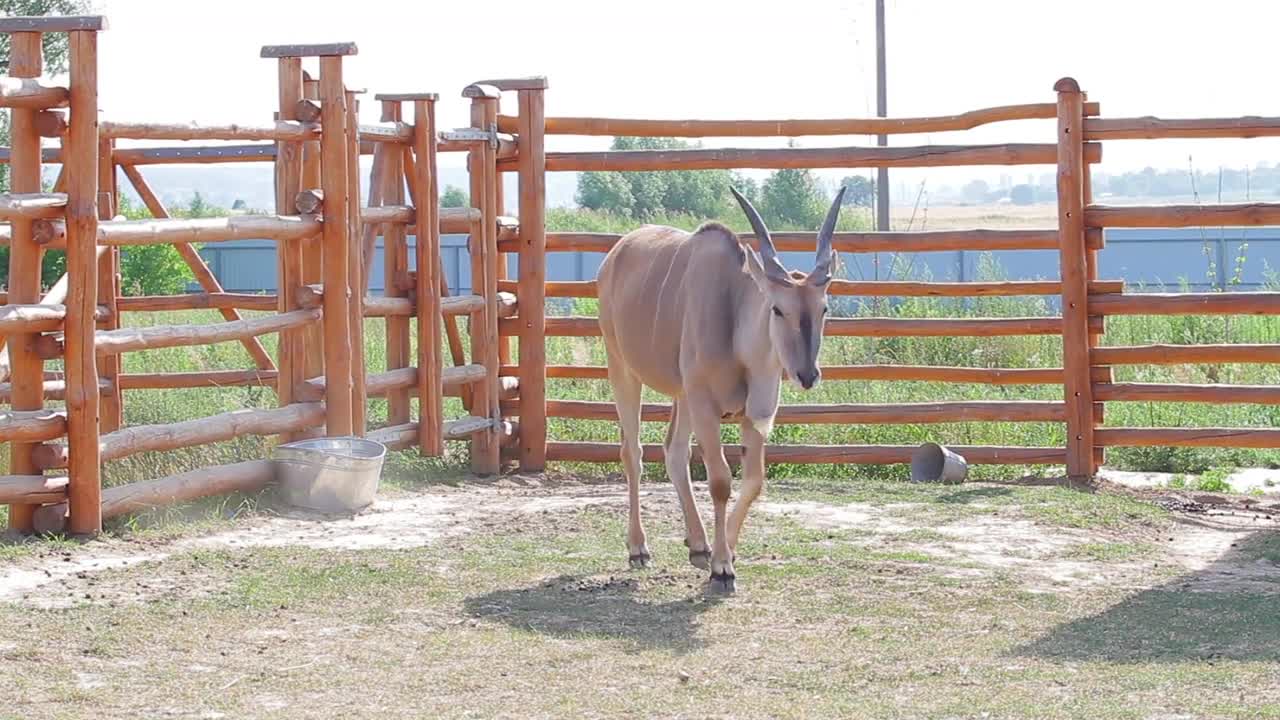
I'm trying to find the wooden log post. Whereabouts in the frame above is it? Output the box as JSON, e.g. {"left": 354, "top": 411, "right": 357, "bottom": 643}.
{"left": 379, "top": 98, "right": 411, "bottom": 426}
{"left": 96, "top": 135, "right": 123, "bottom": 432}
{"left": 1055, "top": 78, "right": 1095, "bottom": 481}
{"left": 409, "top": 95, "right": 444, "bottom": 456}
{"left": 318, "top": 56, "right": 354, "bottom": 436}
{"left": 490, "top": 100, "right": 512, "bottom": 371}
{"left": 65, "top": 26, "right": 104, "bottom": 534}
{"left": 345, "top": 88, "right": 368, "bottom": 436}
{"left": 465, "top": 85, "right": 502, "bottom": 475}
{"left": 1081, "top": 92, "right": 1104, "bottom": 475}
{"left": 516, "top": 79, "right": 548, "bottom": 471}
{"left": 300, "top": 71, "right": 325, "bottom": 383}
{"left": 273, "top": 56, "right": 307, "bottom": 441}
{"left": 6, "top": 31, "right": 46, "bottom": 531}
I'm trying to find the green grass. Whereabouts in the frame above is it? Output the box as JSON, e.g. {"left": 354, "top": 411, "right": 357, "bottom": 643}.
{"left": 1, "top": 494, "right": 1275, "bottom": 719}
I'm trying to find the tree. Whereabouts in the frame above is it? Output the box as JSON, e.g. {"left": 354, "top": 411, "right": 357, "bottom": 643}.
{"left": 575, "top": 171, "right": 633, "bottom": 214}
{"left": 574, "top": 136, "right": 736, "bottom": 219}
{"left": 839, "top": 175, "right": 875, "bottom": 207}
{"left": 961, "top": 179, "right": 990, "bottom": 204}
{"left": 116, "top": 195, "right": 196, "bottom": 296}
{"left": 440, "top": 185, "right": 468, "bottom": 208}
{"left": 760, "top": 168, "right": 826, "bottom": 228}
{"left": 1009, "top": 184, "right": 1036, "bottom": 206}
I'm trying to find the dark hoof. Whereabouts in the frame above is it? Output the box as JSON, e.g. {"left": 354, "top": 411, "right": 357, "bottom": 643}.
{"left": 688, "top": 549, "right": 711, "bottom": 570}
{"left": 708, "top": 571, "right": 736, "bottom": 594}
{"left": 628, "top": 551, "right": 651, "bottom": 569}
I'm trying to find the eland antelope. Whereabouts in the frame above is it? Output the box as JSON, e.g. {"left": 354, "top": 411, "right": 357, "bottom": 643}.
{"left": 597, "top": 187, "right": 845, "bottom": 592}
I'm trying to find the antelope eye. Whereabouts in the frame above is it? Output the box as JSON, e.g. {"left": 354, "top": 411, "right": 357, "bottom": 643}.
{"left": 772, "top": 306, "right": 784, "bottom": 318}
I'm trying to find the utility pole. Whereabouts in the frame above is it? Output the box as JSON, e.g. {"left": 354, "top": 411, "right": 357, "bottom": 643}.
{"left": 875, "top": 0, "right": 890, "bottom": 231}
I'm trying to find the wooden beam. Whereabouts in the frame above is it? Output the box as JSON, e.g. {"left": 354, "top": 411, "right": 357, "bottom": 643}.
{"left": 545, "top": 442, "right": 1072, "bottom": 466}
{"left": 1091, "top": 343, "right": 1280, "bottom": 365}
{"left": 319, "top": 56, "right": 354, "bottom": 436}
{"left": 1086, "top": 202, "right": 1280, "bottom": 228}
{"left": 413, "top": 96, "right": 444, "bottom": 455}
{"left": 513, "top": 101, "right": 1100, "bottom": 137}
{"left": 513, "top": 143, "right": 1102, "bottom": 172}
{"left": 1055, "top": 78, "right": 1095, "bottom": 479}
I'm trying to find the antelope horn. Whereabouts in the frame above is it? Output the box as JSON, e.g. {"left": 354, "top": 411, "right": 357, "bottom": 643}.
{"left": 729, "top": 186, "right": 790, "bottom": 283}
{"left": 808, "top": 186, "right": 846, "bottom": 285}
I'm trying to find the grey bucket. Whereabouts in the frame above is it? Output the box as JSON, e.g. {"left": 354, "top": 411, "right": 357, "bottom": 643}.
{"left": 272, "top": 436, "right": 387, "bottom": 513}
{"left": 910, "top": 442, "right": 968, "bottom": 484}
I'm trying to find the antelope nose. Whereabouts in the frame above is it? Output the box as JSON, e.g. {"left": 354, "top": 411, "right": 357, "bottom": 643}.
{"left": 797, "top": 368, "right": 820, "bottom": 390}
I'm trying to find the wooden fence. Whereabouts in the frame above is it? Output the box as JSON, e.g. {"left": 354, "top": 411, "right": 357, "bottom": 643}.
{"left": 0, "top": 13, "right": 1278, "bottom": 534}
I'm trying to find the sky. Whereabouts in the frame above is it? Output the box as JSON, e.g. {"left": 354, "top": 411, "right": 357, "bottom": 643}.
{"left": 78, "top": 0, "right": 1280, "bottom": 198}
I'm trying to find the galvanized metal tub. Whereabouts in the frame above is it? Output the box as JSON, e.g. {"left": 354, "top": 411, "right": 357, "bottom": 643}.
{"left": 271, "top": 437, "right": 387, "bottom": 513}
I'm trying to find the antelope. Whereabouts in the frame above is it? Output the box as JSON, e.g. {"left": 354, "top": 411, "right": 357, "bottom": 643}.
{"left": 597, "top": 186, "right": 845, "bottom": 592}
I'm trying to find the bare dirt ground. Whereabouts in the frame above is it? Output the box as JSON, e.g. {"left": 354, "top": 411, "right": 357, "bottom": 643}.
{"left": 1, "top": 475, "right": 1278, "bottom": 718}
{"left": 3, "top": 477, "right": 1275, "bottom": 609}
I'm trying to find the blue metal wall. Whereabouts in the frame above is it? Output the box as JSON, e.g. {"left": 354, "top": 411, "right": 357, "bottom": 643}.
{"left": 196, "top": 227, "right": 1280, "bottom": 296}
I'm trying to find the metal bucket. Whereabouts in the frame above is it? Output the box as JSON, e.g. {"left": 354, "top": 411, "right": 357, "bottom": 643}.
{"left": 910, "top": 442, "right": 968, "bottom": 484}
{"left": 271, "top": 436, "right": 387, "bottom": 513}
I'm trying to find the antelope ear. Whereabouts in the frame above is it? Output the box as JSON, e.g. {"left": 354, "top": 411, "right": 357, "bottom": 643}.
{"left": 742, "top": 246, "right": 774, "bottom": 293}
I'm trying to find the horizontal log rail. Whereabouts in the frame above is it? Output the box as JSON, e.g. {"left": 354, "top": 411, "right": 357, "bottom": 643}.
{"left": 117, "top": 370, "right": 279, "bottom": 390}
{"left": 100, "top": 120, "right": 320, "bottom": 141}
{"left": 1095, "top": 427, "right": 1280, "bottom": 449}
{"left": 1089, "top": 292, "right": 1280, "bottom": 316}
{"left": 516, "top": 228, "right": 1104, "bottom": 255}
{"left": 508, "top": 364, "right": 1066, "bottom": 385}
{"left": 507, "top": 315, "right": 1092, "bottom": 338}
{"left": 0, "top": 76, "right": 69, "bottom": 109}
{"left": 0, "top": 192, "right": 67, "bottom": 220}
{"left": 298, "top": 364, "right": 487, "bottom": 403}
{"left": 515, "top": 142, "right": 1102, "bottom": 173}
{"left": 115, "top": 292, "right": 279, "bottom": 312}
{"left": 361, "top": 205, "right": 414, "bottom": 224}
{"left": 441, "top": 294, "right": 484, "bottom": 316}
{"left": 367, "top": 422, "right": 419, "bottom": 451}
{"left": 365, "top": 416, "right": 497, "bottom": 452}
{"left": 513, "top": 278, "right": 1126, "bottom": 299}
{"left": 1085, "top": 202, "right": 1280, "bottom": 228}
{"left": 0, "top": 303, "right": 67, "bottom": 334}
{"left": 363, "top": 296, "right": 414, "bottom": 317}
{"left": 34, "top": 404, "right": 325, "bottom": 470}
{"left": 539, "top": 399, "right": 1066, "bottom": 424}
{"left": 0, "top": 380, "right": 71, "bottom": 402}
{"left": 1085, "top": 116, "right": 1280, "bottom": 140}
{"left": 1091, "top": 343, "right": 1280, "bottom": 365}
{"left": 1093, "top": 382, "right": 1280, "bottom": 405}
{"left": 545, "top": 441, "right": 1072, "bottom": 466}
{"left": 0, "top": 409, "right": 67, "bottom": 443}
{"left": 498, "top": 101, "right": 1101, "bottom": 137}
{"left": 35, "top": 460, "right": 277, "bottom": 529}
{"left": 358, "top": 122, "right": 414, "bottom": 143}
{"left": 30, "top": 214, "right": 322, "bottom": 249}
{"left": 0, "top": 475, "right": 68, "bottom": 505}
{"left": 92, "top": 308, "right": 320, "bottom": 355}
{"left": 111, "top": 144, "right": 276, "bottom": 165}
{"left": 364, "top": 292, "right": 515, "bottom": 318}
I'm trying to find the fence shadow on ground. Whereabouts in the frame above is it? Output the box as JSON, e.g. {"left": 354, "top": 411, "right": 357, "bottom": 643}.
{"left": 463, "top": 573, "right": 722, "bottom": 654}
{"left": 1016, "top": 528, "right": 1280, "bottom": 663}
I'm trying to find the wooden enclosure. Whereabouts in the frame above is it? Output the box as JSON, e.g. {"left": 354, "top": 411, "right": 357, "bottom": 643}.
{"left": 1, "top": 14, "right": 1278, "bottom": 534}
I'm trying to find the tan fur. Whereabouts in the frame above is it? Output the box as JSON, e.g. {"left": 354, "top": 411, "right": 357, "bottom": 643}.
{"left": 598, "top": 187, "right": 844, "bottom": 590}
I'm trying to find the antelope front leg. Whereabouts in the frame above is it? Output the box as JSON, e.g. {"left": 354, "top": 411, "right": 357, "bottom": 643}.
{"left": 728, "top": 418, "right": 768, "bottom": 552}
{"left": 688, "top": 396, "right": 735, "bottom": 593}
